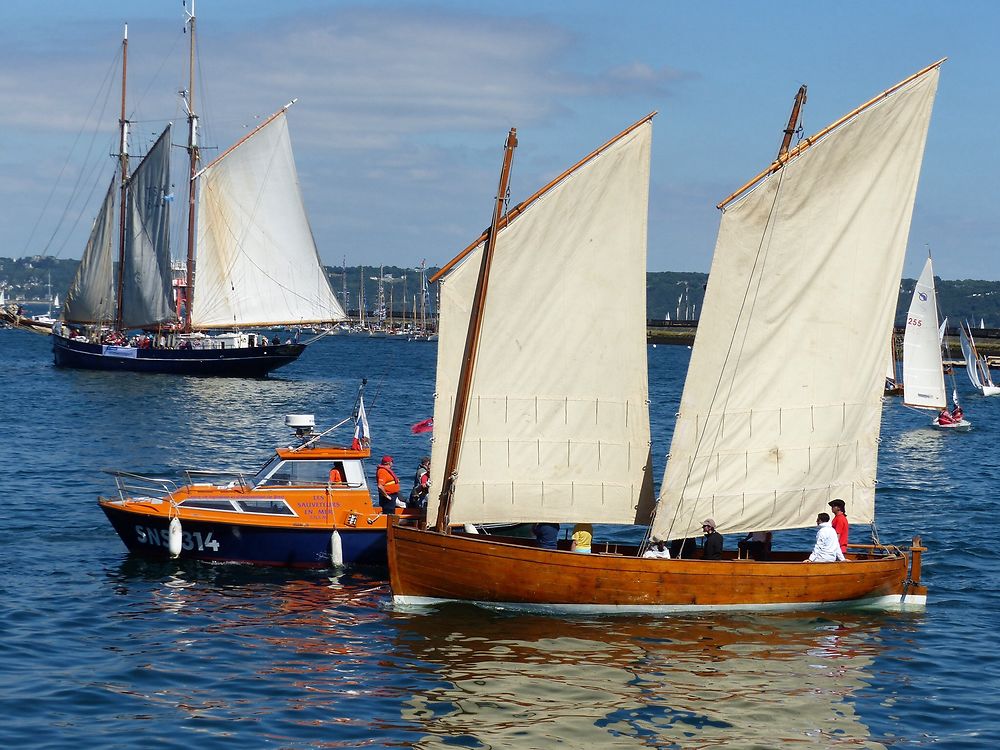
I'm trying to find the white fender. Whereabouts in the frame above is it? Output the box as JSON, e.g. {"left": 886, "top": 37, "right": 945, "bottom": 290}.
{"left": 463, "top": 524, "right": 479, "bottom": 535}
{"left": 168, "top": 517, "right": 183, "bottom": 558}
{"left": 330, "top": 529, "right": 344, "bottom": 566}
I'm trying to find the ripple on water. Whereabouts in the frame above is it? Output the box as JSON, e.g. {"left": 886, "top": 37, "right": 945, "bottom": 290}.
{"left": 1, "top": 334, "right": 998, "bottom": 748}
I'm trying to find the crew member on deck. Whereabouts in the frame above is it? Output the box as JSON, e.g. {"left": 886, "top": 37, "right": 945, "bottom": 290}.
{"left": 701, "top": 518, "right": 724, "bottom": 560}
{"left": 376, "top": 455, "right": 405, "bottom": 515}
{"left": 805, "top": 513, "right": 847, "bottom": 562}
{"left": 828, "top": 499, "right": 849, "bottom": 555}
{"left": 407, "top": 456, "right": 431, "bottom": 509}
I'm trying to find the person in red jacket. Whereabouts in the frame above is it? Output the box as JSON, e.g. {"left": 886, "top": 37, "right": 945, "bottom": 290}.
{"left": 376, "top": 455, "right": 404, "bottom": 515}
{"left": 828, "top": 498, "right": 849, "bottom": 555}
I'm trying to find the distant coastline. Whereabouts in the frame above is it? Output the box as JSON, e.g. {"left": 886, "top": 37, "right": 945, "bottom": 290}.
{"left": 4, "top": 256, "right": 1000, "bottom": 329}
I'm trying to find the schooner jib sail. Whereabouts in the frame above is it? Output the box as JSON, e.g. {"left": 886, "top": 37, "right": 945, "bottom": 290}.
{"left": 53, "top": 13, "right": 344, "bottom": 376}
{"left": 388, "top": 60, "right": 942, "bottom": 613}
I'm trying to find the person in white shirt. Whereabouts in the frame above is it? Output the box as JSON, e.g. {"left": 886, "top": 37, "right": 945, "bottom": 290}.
{"left": 642, "top": 540, "right": 671, "bottom": 559}
{"left": 805, "top": 513, "right": 847, "bottom": 562}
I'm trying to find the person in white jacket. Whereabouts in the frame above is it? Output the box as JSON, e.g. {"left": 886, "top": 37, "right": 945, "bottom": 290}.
{"left": 805, "top": 513, "right": 847, "bottom": 562}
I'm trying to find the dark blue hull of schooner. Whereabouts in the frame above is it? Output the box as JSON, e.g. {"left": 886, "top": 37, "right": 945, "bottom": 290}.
{"left": 52, "top": 336, "right": 304, "bottom": 377}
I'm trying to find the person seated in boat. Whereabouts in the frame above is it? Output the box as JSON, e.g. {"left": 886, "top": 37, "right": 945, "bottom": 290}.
{"left": 571, "top": 523, "right": 593, "bottom": 554}
{"left": 738, "top": 530, "right": 772, "bottom": 560}
{"left": 952, "top": 404, "right": 964, "bottom": 422}
{"left": 407, "top": 456, "right": 431, "bottom": 509}
{"left": 272, "top": 335, "right": 281, "bottom": 346}
{"left": 376, "top": 455, "right": 406, "bottom": 514}
{"left": 937, "top": 407, "right": 955, "bottom": 425}
{"left": 701, "top": 518, "right": 724, "bottom": 560}
{"left": 328, "top": 463, "right": 345, "bottom": 485}
{"left": 669, "top": 537, "right": 699, "bottom": 559}
{"left": 532, "top": 522, "right": 560, "bottom": 550}
{"left": 642, "top": 539, "right": 671, "bottom": 559}
{"left": 804, "top": 512, "right": 847, "bottom": 562}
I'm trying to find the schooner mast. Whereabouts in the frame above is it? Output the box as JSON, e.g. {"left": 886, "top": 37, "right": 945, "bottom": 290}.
{"left": 113, "top": 25, "right": 129, "bottom": 331}
{"left": 183, "top": 2, "right": 199, "bottom": 333}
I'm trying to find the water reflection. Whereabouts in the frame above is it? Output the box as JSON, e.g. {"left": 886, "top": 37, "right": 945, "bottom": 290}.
{"left": 389, "top": 608, "right": 897, "bottom": 748}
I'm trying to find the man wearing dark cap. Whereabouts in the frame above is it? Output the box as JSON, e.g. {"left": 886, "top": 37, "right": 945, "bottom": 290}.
{"left": 828, "top": 499, "right": 849, "bottom": 555}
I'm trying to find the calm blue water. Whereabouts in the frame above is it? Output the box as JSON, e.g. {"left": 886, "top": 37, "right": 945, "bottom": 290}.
{"left": 1, "top": 329, "right": 997, "bottom": 748}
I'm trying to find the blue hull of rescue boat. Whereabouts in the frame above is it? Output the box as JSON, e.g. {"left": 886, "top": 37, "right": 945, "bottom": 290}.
{"left": 53, "top": 336, "right": 304, "bottom": 377}
{"left": 100, "top": 505, "right": 389, "bottom": 568}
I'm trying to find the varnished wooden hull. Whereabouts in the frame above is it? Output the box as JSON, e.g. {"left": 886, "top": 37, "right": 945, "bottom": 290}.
{"left": 387, "top": 524, "right": 927, "bottom": 613}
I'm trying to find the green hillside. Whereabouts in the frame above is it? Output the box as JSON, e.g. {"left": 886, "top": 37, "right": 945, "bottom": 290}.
{"left": 3, "top": 257, "right": 1000, "bottom": 327}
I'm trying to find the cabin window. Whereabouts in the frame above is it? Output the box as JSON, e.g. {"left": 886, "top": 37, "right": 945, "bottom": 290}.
{"left": 258, "top": 459, "right": 343, "bottom": 486}
{"left": 251, "top": 456, "right": 283, "bottom": 487}
{"left": 236, "top": 499, "right": 295, "bottom": 515}
{"left": 179, "top": 498, "right": 238, "bottom": 511}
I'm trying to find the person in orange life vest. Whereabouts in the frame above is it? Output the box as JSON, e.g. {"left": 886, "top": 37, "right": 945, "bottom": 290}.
{"left": 376, "top": 455, "right": 405, "bottom": 514}
{"left": 828, "top": 498, "right": 849, "bottom": 555}
{"left": 328, "top": 464, "right": 344, "bottom": 484}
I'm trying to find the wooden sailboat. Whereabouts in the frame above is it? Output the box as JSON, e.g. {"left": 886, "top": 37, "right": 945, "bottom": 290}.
{"left": 902, "top": 257, "right": 971, "bottom": 429}
{"left": 959, "top": 320, "right": 1000, "bottom": 396}
{"left": 51, "top": 11, "right": 344, "bottom": 376}
{"left": 388, "top": 61, "right": 942, "bottom": 612}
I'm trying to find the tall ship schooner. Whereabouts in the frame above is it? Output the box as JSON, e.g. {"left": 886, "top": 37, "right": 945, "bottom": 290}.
{"left": 52, "top": 7, "right": 344, "bottom": 376}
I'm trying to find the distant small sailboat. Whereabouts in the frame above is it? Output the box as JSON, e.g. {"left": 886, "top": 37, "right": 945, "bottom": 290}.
{"left": 902, "top": 257, "right": 970, "bottom": 429}
{"left": 959, "top": 320, "right": 1000, "bottom": 396}
{"left": 884, "top": 334, "right": 903, "bottom": 396}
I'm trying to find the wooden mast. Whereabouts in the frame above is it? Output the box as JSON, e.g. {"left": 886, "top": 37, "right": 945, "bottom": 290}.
{"left": 778, "top": 85, "right": 807, "bottom": 158}
{"left": 432, "top": 128, "right": 518, "bottom": 533}
{"left": 113, "top": 24, "right": 129, "bottom": 331}
{"left": 183, "top": 3, "right": 199, "bottom": 333}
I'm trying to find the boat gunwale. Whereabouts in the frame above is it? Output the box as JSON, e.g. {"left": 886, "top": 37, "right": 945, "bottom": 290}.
{"left": 387, "top": 522, "right": 919, "bottom": 612}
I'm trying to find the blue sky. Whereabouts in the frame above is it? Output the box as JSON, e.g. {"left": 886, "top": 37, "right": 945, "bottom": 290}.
{"left": 0, "top": 1, "right": 994, "bottom": 279}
